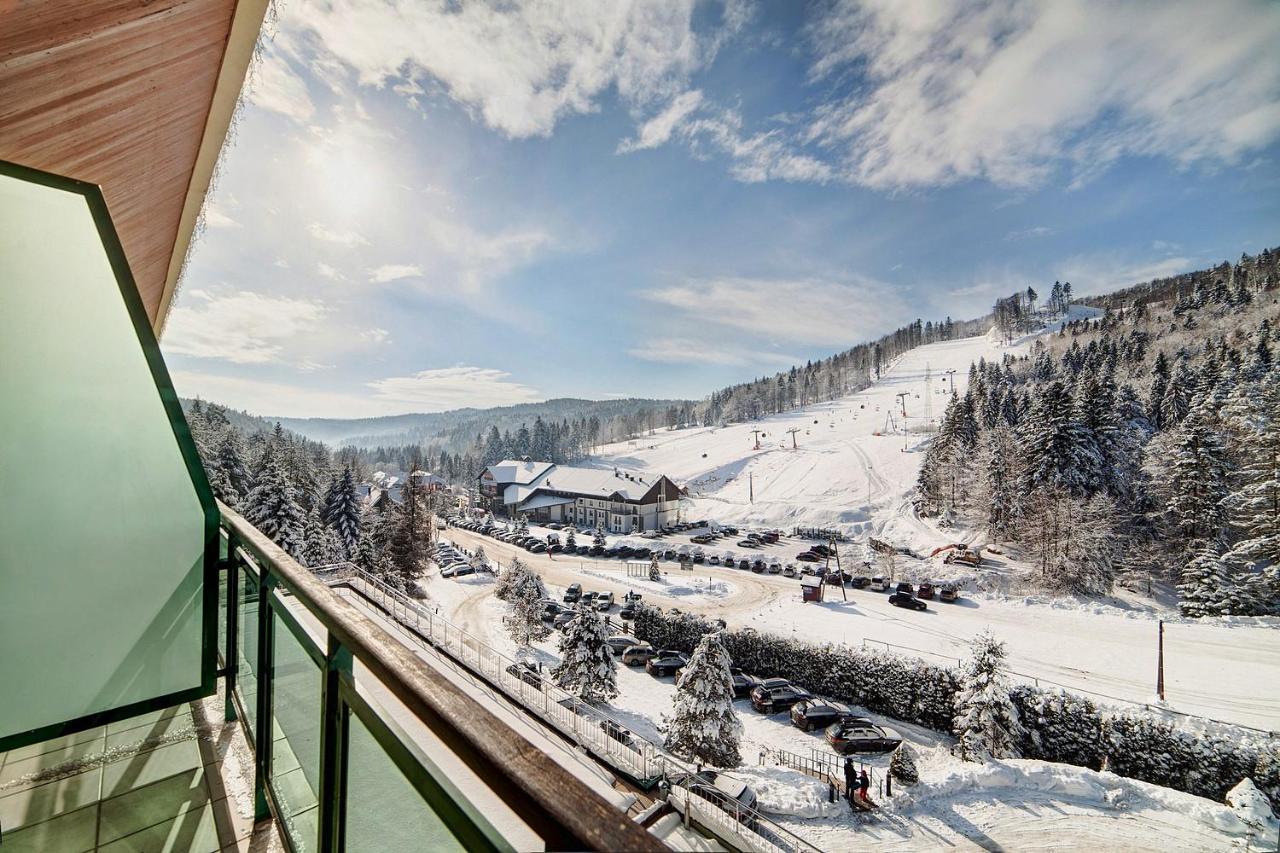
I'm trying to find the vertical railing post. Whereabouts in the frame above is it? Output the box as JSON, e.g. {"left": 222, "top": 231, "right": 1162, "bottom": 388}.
{"left": 224, "top": 529, "right": 240, "bottom": 723}
{"left": 319, "top": 633, "right": 352, "bottom": 853}
{"left": 254, "top": 570, "right": 276, "bottom": 823}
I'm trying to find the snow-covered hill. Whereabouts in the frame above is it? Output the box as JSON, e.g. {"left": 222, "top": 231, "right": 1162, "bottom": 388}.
{"left": 595, "top": 307, "right": 1101, "bottom": 554}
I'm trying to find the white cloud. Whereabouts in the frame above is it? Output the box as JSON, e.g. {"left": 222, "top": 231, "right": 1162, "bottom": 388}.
{"left": 317, "top": 262, "right": 342, "bottom": 280}
{"left": 802, "top": 0, "right": 1280, "bottom": 190}
{"left": 248, "top": 46, "right": 315, "bottom": 123}
{"left": 628, "top": 337, "right": 798, "bottom": 368}
{"left": 308, "top": 222, "right": 369, "bottom": 248}
{"left": 359, "top": 327, "right": 391, "bottom": 345}
{"left": 618, "top": 90, "right": 704, "bottom": 153}
{"left": 163, "top": 292, "right": 327, "bottom": 364}
{"left": 170, "top": 370, "right": 393, "bottom": 419}
{"left": 1006, "top": 225, "right": 1053, "bottom": 241}
{"left": 286, "top": 0, "right": 744, "bottom": 139}
{"left": 203, "top": 205, "right": 240, "bottom": 229}
{"left": 367, "top": 366, "right": 541, "bottom": 410}
{"left": 368, "top": 264, "right": 423, "bottom": 284}
{"left": 1055, "top": 253, "right": 1194, "bottom": 298}
{"left": 641, "top": 276, "right": 908, "bottom": 346}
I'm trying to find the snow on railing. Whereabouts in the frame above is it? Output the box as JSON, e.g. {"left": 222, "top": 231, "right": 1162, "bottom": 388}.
{"left": 331, "top": 565, "right": 826, "bottom": 853}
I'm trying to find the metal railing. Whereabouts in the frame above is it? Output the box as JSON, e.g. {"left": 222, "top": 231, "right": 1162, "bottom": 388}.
{"left": 216, "top": 501, "right": 663, "bottom": 853}
{"left": 336, "top": 562, "right": 825, "bottom": 853}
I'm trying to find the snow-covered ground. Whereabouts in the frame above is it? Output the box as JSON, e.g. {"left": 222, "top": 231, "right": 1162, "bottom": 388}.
{"left": 418, "top": 565, "right": 1278, "bottom": 852}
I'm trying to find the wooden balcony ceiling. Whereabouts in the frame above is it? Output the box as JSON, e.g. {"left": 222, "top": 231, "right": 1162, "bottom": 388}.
{"left": 0, "top": 0, "right": 267, "bottom": 333}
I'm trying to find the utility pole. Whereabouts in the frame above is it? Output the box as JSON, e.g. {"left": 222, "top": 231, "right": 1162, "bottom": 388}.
{"left": 749, "top": 472, "right": 754, "bottom": 504}
{"left": 786, "top": 427, "right": 800, "bottom": 449}
{"left": 944, "top": 369, "right": 957, "bottom": 396}
{"left": 1156, "top": 620, "right": 1166, "bottom": 702}
{"left": 895, "top": 392, "right": 909, "bottom": 418}
{"left": 750, "top": 428, "right": 762, "bottom": 451}
{"left": 923, "top": 363, "right": 933, "bottom": 428}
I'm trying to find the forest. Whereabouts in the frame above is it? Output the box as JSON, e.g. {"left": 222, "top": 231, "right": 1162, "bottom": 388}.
{"left": 916, "top": 246, "right": 1280, "bottom": 615}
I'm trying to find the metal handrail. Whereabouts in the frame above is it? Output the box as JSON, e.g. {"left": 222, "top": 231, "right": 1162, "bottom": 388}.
{"left": 218, "top": 501, "right": 664, "bottom": 853}
{"left": 339, "top": 564, "right": 825, "bottom": 853}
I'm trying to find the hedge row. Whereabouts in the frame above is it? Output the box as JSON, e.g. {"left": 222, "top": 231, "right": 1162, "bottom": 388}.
{"left": 633, "top": 606, "right": 1280, "bottom": 806}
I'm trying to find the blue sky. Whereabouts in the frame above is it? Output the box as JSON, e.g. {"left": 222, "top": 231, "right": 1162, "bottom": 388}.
{"left": 164, "top": 0, "right": 1280, "bottom": 418}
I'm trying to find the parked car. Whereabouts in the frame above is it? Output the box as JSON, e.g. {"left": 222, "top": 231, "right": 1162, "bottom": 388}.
{"left": 889, "top": 592, "right": 927, "bottom": 611}
{"left": 618, "top": 603, "right": 637, "bottom": 620}
{"left": 723, "top": 556, "right": 737, "bottom": 568}
{"left": 621, "top": 644, "right": 656, "bottom": 666}
{"left": 541, "top": 602, "right": 564, "bottom": 622}
{"left": 580, "top": 591, "right": 598, "bottom": 608}
{"left": 896, "top": 581, "right": 914, "bottom": 596}
{"left": 563, "top": 583, "right": 582, "bottom": 603}
{"left": 796, "top": 551, "right": 821, "bottom": 562}
{"left": 607, "top": 634, "right": 639, "bottom": 656}
{"left": 668, "top": 771, "right": 758, "bottom": 821}
{"left": 576, "top": 545, "right": 591, "bottom": 556}
{"left": 825, "top": 720, "right": 903, "bottom": 754}
{"left": 790, "top": 699, "right": 857, "bottom": 732}
{"left": 869, "top": 576, "right": 889, "bottom": 591}
{"left": 940, "top": 584, "right": 960, "bottom": 603}
{"left": 782, "top": 564, "right": 798, "bottom": 578}
{"left": 849, "top": 576, "right": 871, "bottom": 589}
{"left": 589, "top": 545, "right": 605, "bottom": 556}
{"left": 708, "top": 555, "right": 722, "bottom": 566}
{"left": 750, "top": 682, "right": 813, "bottom": 713}
{"left": 646, "top": 650, "right": 689, "bottom": 677}
{"left": 751, "top": 559, "right": 766, "bottom": 573}
{"left": 546, "top": 522, "right": 563, "bottom": 531}
{"left": 917, "top": 582, "right": 936, "bottom": 600}
{"left": 738, "top": 539, "right": 760, "bottom": 549}
{"left": 766, "top": 562, "right": 782, "bottom": 574}
{"left": 731, "top": 670, "right": 762, "bottom": 698}
{"left": 552, "top": 611, "right": 577, "bottom": 630}
{"left": 504, "top": 661, "right": 542, "bottom": 689}
{"left": 595, "top": 591, "right": 615, "bottom": 611}
{"left": 810, "top": 544, "right": 834, "bottom": 557}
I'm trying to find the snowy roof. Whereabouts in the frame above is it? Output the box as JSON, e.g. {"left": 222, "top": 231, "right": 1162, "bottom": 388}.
{"left": 484, "top": 459, "right": 555, "bottom": 486}
{"left": 525, "top": 464, "right": 665, "bottom": 502}
{"left": 519, "top": 493, "right": 577, "bottom": 511}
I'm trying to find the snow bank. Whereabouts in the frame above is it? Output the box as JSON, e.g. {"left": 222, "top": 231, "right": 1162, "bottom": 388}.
{"left": 733, "top": 766, "right": 846, "bottom": 819}
{"left": 893, "top": 758, "right": 1274, "bottom": 840}
{"left": 577, "top": 567, "right": 733, "bottom": 601}
{"left": 1226, "top": 778, "right": 1279, "bottom": 832}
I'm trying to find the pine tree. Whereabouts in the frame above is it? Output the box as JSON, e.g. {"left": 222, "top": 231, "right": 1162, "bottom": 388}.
{"left": 649, "top": 553, "right": 661, "bottom": 582}
{"left": 211, "top": 431, "right": 250, "bottom": 507}
{"left": 1023, "top": 380, "right": 1095, "bottom": 497}
{"left": 888, "top": 743, "right": 919, "bottom": 785}
{"left": 954, "top": 630, "right": 1024, "bottom": 761}
{"left": 352, "top": 530, "right": 378, "bottom": 573}
{"left": 564, "top": 527, "right": 577, "bottom": 550}
{"left": 321, "top": 467, "right": 363, "bottom": 557}
{"left": 1179, "top": 543, "right": 1233, "bottom": 617}
{"left": 664, "top": 631, "right": 742, "bottom": 767}
{"left": 553, "top": 603, "right": 618, "bottom": 703}
{"left": 982, "top": 426, "right": 1021, "bottom": 540}
{"left": 503, "top": 561, "right": 551, "bottom": 650}
{"left": 300, "top": 512, "right": 341, "bottom": 568}
{"left": 383, "top": 470, "right": 434, "bottom": 581}
{"left": 1223, "top": 371, "right": 1280, "bottom": 575}
{"left": 593, "top": 528, "right": 607, "bottom": 547}
{"left": 243, "top": 454, "right": 305, "bottom": 559}
{"left": 1166, "top": 404, "right": 1230, "bottom": 555}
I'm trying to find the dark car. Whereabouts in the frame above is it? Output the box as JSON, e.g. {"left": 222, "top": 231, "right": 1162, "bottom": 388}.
{"left": 796, "top": 551, "right": 821, "bottom": 562}
{"left": 564, "top": 583, "right": 582, "bottom": 603}
{"left": 731, "top": 670, "right": 762, "bottom": 698}
{"left": 576, "top": 545, "right": 591, "bottom": 556}
{"left": 662, "top": 548, "right": 678, "bottom": 561}
{"left": 917, "top": 582, "right": 936, "bottom": 600}
{"left": 896, "top": 581, "right": 914, "bottom": 596}
{"left": 751, "top": 559, "right": 766, "bottom": 573}
{"left": 645, "top": 650, "right": 689, "bottom": 677}
{"left": 723, "top": 556, "right": 737, "bottom": 568}
{"left": 849, "top": 576, "right": 871, "bottom": 589}
{"left": 541, "top": 602, "right": 564, "bottom": 622}
{"left": 889, "top": 592, "right": 926, "bottom": 611}
{"left": 616, "top": 546, "right": 635, "bottom": 559}
{"left": 632, "top": 547, "right": 652, "bottom": 559}
{"left": 825, "top": 720, "right": 903, "bottom": 754}
{"left": 589, "top": 545, "right": 606, "bottom": 556}
{"left": 750, "top": 682, "right": 813, "bottom": 713}
{"left": 790, "top": 699, "right": 857, "bottom": 732}
{"left": 505, "top": 661, "right": 542, "bottom": 689}
{"left": 547, "top": 543, "right": 563, "bottom": 554}
{"left": 810, "top": 544, "right": 834, "bottom": 557}
{"left": 619, "top": 602, "right": 637, "bottom": 620}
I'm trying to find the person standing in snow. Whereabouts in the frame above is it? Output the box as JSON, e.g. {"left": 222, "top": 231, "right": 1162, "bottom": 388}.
{"left": 844, "top": 757, "right": 857, "bottom": 807}
{"left": 859, "top": 769, "right": 870, "bottom": 802}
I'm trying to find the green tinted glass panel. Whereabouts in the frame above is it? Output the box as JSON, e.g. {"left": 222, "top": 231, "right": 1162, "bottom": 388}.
{"left": 270, "top": 609, "right": 321, "bottom": 852}
{"left": 0, "top": 166, "right": 213, "bottom": 744}
{"left": 239, "top": 570, "right": 260, "bottom": 737}
{"left": 345, "top": 712, "right": 467, "bottom": 853}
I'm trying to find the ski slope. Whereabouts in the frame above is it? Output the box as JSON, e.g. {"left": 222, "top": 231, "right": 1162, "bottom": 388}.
{"left": 596, "top": 309, "right": 1095, "bottom": 551}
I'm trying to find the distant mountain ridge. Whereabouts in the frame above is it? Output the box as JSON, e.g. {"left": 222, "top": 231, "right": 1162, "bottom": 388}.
{"left": 180, "top": 396, "right": 688, "bottom": 450}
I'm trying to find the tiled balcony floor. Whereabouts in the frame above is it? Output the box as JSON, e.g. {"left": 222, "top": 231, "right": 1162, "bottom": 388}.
{"left": 0, "top": 693, "right": 281, "bottom": 852}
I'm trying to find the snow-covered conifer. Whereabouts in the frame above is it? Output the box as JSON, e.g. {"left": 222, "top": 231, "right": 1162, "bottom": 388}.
{"left": 564, "top": 527, "right": 577, "bottom": 550}
{"left": 888, "top": 743, "right": 919, "bottom": 786}
{"left": 553, "top": 603, "right": 617, "bottom": 703}
{"left": 320, "top": 467, "right": 362, "bottom": 557}
{"left": 243, "top": 454, "right": 305, "bottom": 559}
{"left": 649, "top": 553, "right": 661, "bottom": 582}
{"left": 503, "top": 561, "right": 551, "bottom": 650}
{"left": 664, "top": 631, "right": 742, "bottom": 767}
{"left": 954, "top": 630, "right": 1024, "bottom": 761}
{"left": 593, "top": 528, "right": 607, "bottom": 547}
{"left": 1179, "top": 543, "right": 1233, "bottom": 617}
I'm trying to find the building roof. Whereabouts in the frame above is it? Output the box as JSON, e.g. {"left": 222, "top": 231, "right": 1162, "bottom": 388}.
{"left": 519, "top": 494, "right": 577, "bottom": 512}
{"left": 1, "top": 0, "right": 270, "bottom": 333}
{"left": 528, "top": 465, "right": 662, "bottom": 502}
{"left": 484, "top": 459, "right": 555, "bottom": 487}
